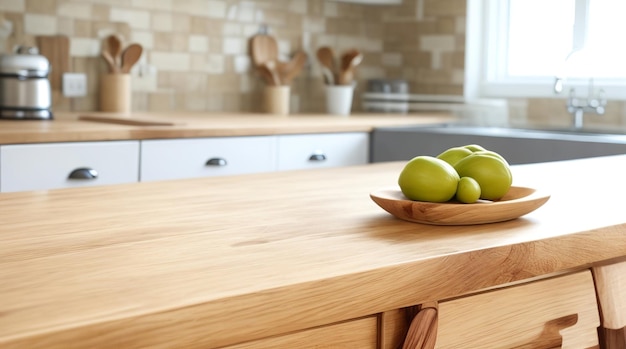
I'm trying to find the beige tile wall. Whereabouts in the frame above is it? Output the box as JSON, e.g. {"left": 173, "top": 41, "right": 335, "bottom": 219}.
{"left": 0, "top": 0, "right": 466, "bottom": 114}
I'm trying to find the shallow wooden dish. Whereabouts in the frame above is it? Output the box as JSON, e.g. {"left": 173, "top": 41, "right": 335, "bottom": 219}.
{"left": 370, "top": 186, "right": 550, "bottom": 225}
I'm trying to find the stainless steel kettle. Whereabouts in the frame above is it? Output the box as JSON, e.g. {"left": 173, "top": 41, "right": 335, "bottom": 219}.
{"left": 0, "top": 46, "right": 52, "bottom": 119}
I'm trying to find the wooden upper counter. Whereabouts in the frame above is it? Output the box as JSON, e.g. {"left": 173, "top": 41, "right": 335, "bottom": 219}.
{"left": 0, "top": 112, "right": 453, "bottom": 144}
{"left": 1, "top": 155, "right": 626, "bottom": 348}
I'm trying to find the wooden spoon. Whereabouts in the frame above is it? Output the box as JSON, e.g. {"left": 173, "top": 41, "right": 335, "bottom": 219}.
{"left": 338, "top": 49, "right": 363, "bottom": 85}
{"left": 316, "top": 46, "right": 337, "bottom": 84}
{"left": 100, "top": 51, "right": 117, "bottom": 74}
{"left": 279, "top": 51, "right": 307, "bottom": 85}
{"left": 258, "top": 62, "right": 280, "bottom": 86}
{"left": 106, "top": 35, "right": 122, "bottom": 69}
{"left": 256, "top": 65, "right": 275, "bottom": 85}
{"left": 320, "top": 66, "right": 335, "bottom": 85}
{"left": 120, "top": 43, "right": 143, "bottom": 74}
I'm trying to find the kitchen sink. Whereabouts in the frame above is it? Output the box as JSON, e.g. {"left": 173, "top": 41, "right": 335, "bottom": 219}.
{"left": 371, "top": 123, "right": 626, "bottom": 164}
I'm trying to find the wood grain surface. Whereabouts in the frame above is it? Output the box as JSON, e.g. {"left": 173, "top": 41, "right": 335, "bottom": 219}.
{"left": 0, "top": 112, "right": 452, "bottom": 144}
{"left": 592, "top": 261, "right": 626, "bottom": 329}
{"left": 1, "top": 156, "right": 626, "bottom": 348}
{"left": 223, "top": 316, "right": 378, "bottom": 348}
{"left": 435, "top": 271, "right": 599, "bottom": 348}
{"left": 35, "top": 35, "right": 70, "bottom": 91}
{"left": 79, "top": 114, "right": 180, "bottom": 126}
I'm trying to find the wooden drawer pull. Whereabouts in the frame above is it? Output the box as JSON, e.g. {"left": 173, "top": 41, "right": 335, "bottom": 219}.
{"left": 403, "top": 307, "right": 438, "bottom": 349}
{"left": 68, "top": 168, "right": 98, "bottom": 180}
{"left": 206, "top": 158, "right": 227, "bottom": 166}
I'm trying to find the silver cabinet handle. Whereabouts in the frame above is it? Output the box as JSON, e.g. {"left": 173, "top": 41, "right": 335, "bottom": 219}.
{"left": 206, "top": 158, "right": 227, "bottom": 166}
{"left": 68, "top": 168, "right": 98, "bottom": 180}
{"left": 309, "top": 153, "right": 327, "bottom": 161}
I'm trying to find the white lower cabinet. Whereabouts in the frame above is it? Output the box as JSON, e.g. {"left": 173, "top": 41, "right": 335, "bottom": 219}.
{"left": 0, "top": 141, "right": 140, "bottom": 193}
{"left": 0, "top": 133, "right": 370, "bottom": 192}
{"left": 140, "top": 136, "right": 277, "bottom": 182}
{"left": 276, "top": 132, "right": 369, "bottom": 171}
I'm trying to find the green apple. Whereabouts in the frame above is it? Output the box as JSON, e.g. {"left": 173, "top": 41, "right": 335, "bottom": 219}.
{"left": 463, "top": 144, "right": 487, "bottom": 152}
{"left": 472, "top": 149, "right": 509, "bottom": 165}
{"left": 436, "top": 146, "right": 474, "bottom": 166}
{"left": 456, "top": 177, "right": 481, "bottom": 204}
{"left": 454, "top": 153, "right": 512, "bottom": 201}
{"left": 398, "top": 156, "right": 460, "bottom": 202}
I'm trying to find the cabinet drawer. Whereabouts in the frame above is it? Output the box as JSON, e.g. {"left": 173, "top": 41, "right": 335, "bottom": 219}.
{"left": 224, "top": 316, "right": 378, "bottom": 349}
{"left": 435, "top": 271, "right": 600, "bottom": 348}
{"left": 140, "top": 136, "right": 277, "bottom": 182}
{"left": 0, "top": 141, "right": 139, "bottom": 192}
{"left": 277, "top": 132, "right": 369, "bottom": 171}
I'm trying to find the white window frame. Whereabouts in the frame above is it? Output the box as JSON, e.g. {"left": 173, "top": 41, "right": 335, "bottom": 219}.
{"left": 465, "top": 0, "right": 626, "bottom": 101}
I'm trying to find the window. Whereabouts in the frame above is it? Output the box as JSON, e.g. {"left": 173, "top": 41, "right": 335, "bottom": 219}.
{"left": 465, "top": 0, "right": 626, "bottom": 100}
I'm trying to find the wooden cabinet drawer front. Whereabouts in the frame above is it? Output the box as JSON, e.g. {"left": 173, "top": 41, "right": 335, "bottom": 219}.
{"left": 277, "top": 133, "right": 369, "bottom": 171}
{"left": 140, "top": 136, "right": 277, "bottom": 182}
{"left": 0, "top": 141, "right": 139, "bottom": 192}
{"left": 435, "top": 270, "right": 600, "bottom": 349}
{"left": 224, "top": 316, "right": 378, "bottom": 349}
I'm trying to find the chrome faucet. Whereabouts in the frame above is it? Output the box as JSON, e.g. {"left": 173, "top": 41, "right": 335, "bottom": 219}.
{"left": 554, "top": 77, "right": 606, "bottom": 129}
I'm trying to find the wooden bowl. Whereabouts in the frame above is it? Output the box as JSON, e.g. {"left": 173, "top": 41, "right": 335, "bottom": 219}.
{"left": 370, "top": 186, "right": 550, "bottom": 225}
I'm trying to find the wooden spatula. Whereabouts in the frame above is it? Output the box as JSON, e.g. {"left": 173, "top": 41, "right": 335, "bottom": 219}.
{"left": 250, "top": 34, "right": 279, "bottom": 67}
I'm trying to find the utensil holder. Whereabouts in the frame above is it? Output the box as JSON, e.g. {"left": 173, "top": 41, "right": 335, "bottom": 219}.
{"left": 325, "top": 85, "right": 354, "bottom": 116}
{"left": 264, "top": 86, "right": 290, "bottom": 115}
{"left": 99, "top": 74, "right": 131, "bottom": 113}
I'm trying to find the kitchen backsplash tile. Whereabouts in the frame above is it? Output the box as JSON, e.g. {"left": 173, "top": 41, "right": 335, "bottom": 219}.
{"left": 70, "top": 37, "right": 100, "bottom": 57}
{"left": 131, "top": 0, "right": 173, "bottom": 11}
{"left": 151, "top": 51, "right": 191, "bottom": 72}
{"left": 110, "top": 8, "right": 151, "bottom": 29}
{"left": 2, "top": 0, "right": 468, "bottom": 114}
{"left": 26, "top": 0, "right": 55, "bottom": 14}
{"left": 24, "top": 14, "right": 56, "bottom": 35}
{"left": 0, "top": 0, "right": 24, "bottom": 13}
{"left": 58, "top": 2, "right": 94, "bottom": 20}
{"left": 151, "top": 12, "right": 173, "bottom": 32}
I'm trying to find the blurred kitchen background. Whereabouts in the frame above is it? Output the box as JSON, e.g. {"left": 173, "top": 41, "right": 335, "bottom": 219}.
{"left": 1, "top": 0, "right": 626, "bottom": 129}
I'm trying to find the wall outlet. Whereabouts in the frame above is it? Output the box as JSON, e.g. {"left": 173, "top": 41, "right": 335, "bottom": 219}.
{"left": 62, "top": 73, "right": 87, "bottom": 97}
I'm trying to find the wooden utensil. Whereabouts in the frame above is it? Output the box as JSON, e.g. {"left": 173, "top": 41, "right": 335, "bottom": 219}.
{"left": 258, "top": 61, "right": 281, "bottom": 86}
{"left": 101, "top": 51, "right": 117, "bottom": 74}
{"left": 256, "top": 64, "right": 276, "bottom": 85}
{"left": 338, "top": 49, "right": 363, "bottom": 85}
{"left": 35, "top": 35, "right": 70, "bottom": 90}
{"left": 106, "top": 35, "right": 122, "bottom": 69}
{"left": 402, "top": 306, "right": 438, "bottom": 349}
{"left": 320, "top": 66, "right": 335, "bottom": 85}
{"left": 120, "top": 43, "right": 143, "bottom": 74}
{"left": 316, "top": 47, "right": 337, "bottom": 84}
{"left": 250, "top": 34, "right": 279, "bottom": 67}
{"left": 279, "top": 51, "right": 307, "bottom": 85}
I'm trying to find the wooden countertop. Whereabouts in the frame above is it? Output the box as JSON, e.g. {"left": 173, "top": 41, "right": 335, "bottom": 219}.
{"left": 0, "top": 112, "right": 452, "bottom": 144}
{"left": 1, "top": 156, "right": 626, "bottom": 348}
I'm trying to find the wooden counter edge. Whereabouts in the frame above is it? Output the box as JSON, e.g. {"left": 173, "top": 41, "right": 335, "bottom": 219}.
{"left": 0, "top": 113, "right": 454, "bottom": 144}
{"left": 3, "top": 225, "right": 626, "bottom": 349}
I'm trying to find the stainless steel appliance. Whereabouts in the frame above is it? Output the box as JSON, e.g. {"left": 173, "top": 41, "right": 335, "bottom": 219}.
{"left": 0, "top": 46, "right": 52, "bottom": 119}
